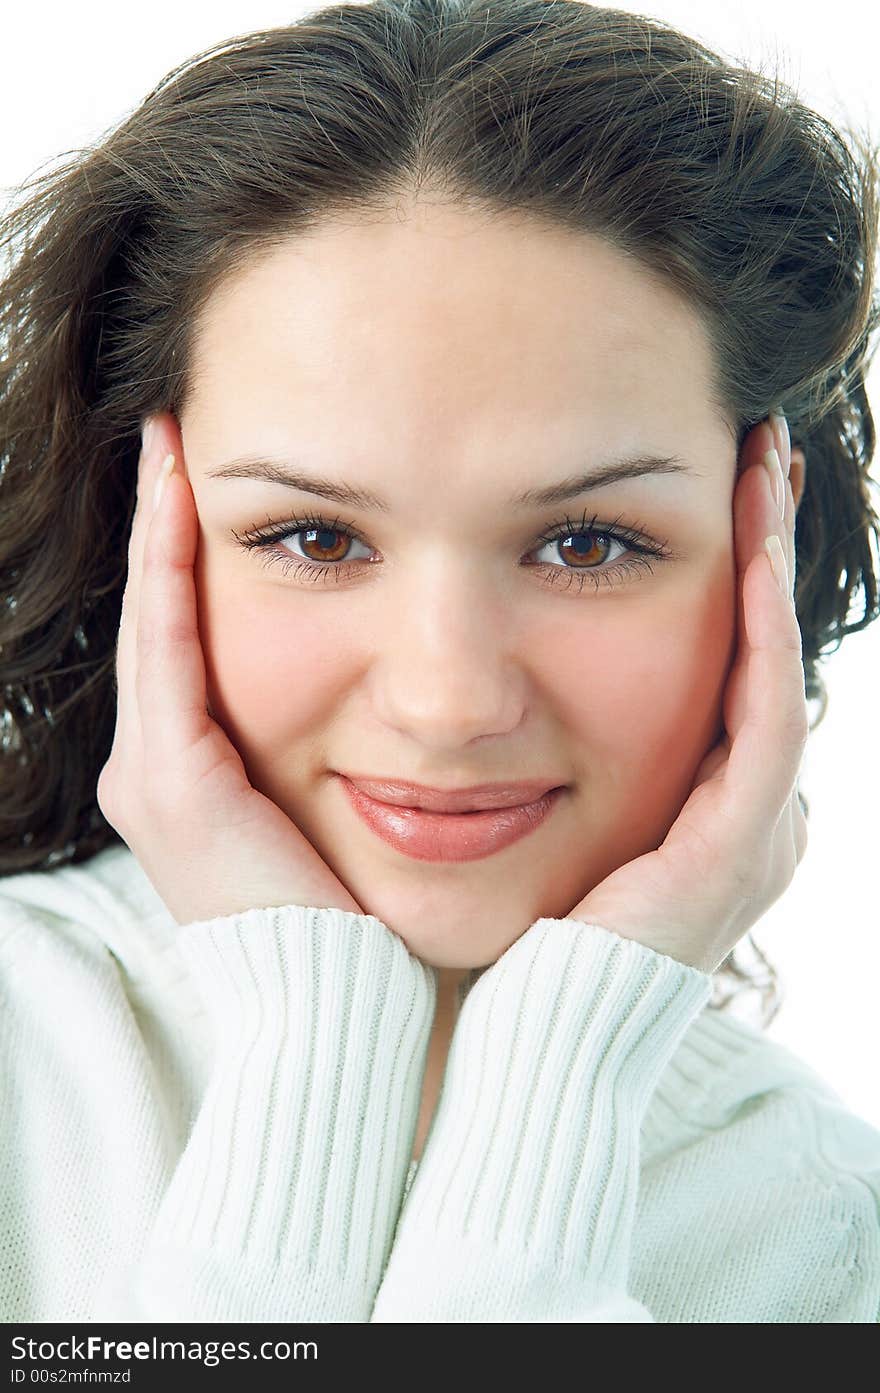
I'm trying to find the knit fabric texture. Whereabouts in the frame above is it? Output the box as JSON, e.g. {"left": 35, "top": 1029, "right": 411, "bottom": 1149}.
{"left": 1, "top": 842, "right": 877, "bottom": 1322}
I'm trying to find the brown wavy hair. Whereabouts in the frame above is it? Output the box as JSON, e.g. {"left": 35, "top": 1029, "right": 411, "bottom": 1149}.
{"left": 2, "top": 0, "right": 878, "bottom": 1027}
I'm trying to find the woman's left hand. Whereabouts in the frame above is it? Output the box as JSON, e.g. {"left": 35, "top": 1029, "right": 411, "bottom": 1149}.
{"left": 568, "top": 414, "right": 809, "bottom": 975}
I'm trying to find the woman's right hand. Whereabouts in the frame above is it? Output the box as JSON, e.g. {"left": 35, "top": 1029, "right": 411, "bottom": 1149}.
{"left": 97, "top": 413, "right": 365, "bottom": 925}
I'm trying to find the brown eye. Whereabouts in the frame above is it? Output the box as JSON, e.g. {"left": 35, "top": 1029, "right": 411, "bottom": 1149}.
{"left": 232, "top": 506, "right": 673, "bottom": 593}
{"left": 297, "top": 525, "right": 356, "bottom": 564}
{"left": 554, "top": 531, "right": 616, "bottom": 567}
{"left": 532, "top": 528, "right": 624, "bottom": 570}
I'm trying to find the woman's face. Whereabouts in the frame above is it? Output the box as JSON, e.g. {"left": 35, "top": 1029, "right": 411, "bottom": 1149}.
{"left": 178, "top": 200, "right": 738, "bottom": 971}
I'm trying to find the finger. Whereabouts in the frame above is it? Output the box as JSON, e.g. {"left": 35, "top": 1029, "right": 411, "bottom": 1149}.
{"left": 763, "top": 789, "right": 807, "bottom": 909}
{"left": 112, "top": 421, "right": 168, "bottom": 757}
{"left": 777, "top": 788, "right": 808, "bottom": 894}
{"left": 770, "top": 411, "right": 796, "bottom": 603}
{"left": 731, "top": 417, "right": 782, "bottom": 674}
{"left": 792, "top": 786, "right": 809, "bottom": 861}
{"left": 782, "top": 469, "right": 796, "bottom": 605}
{"left": 136, "top": 451, "right": 212, "bottom": 768}
{"left": 722, "top": 518, "right": 809, "bottom": 837}
{"left": 725, "top": 446, "right": 779, "bottom": 742}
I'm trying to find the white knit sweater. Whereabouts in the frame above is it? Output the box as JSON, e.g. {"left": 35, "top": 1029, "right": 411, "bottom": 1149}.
{"left": 1, "top": 841, "right": 877, "bottom": 1322}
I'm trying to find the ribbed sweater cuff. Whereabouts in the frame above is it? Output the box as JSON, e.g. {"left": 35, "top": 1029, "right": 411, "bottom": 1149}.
{"left": 117, "top": 904, "right": 436, "bottom": 1322}
{"left": 372, "top": 917, "right": 712, "bottom": 1322}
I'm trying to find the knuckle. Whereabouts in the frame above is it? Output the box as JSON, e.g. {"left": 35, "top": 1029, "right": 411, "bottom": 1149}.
{"left": 96, "top": 759, "right": 114, "bottom": 799}
{"left": 729, "top": 853, "right": 761, "bottom": 902}
{"left": 138, "top": 620, "right": 191, "bottom": 659}
{"left": 96, "top": 763, "right": 121, "bottom": 824}
{"left": 782, "top": 702, "right": 810, "bottom": 748}
{"left": 126, "top": 526, "right": 139, "bottom": 568}
{"left": 141, "top": 524, "right": 168, "bottom": 571}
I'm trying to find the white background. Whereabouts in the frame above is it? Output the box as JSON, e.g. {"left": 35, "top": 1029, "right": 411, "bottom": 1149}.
{"left": 1, "top": 1, "right": 877, "bottom": 1126}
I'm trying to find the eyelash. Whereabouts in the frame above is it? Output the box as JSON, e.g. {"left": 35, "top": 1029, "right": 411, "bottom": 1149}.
{"left": 230, "top": 507, "right": 675, "bottom": 594}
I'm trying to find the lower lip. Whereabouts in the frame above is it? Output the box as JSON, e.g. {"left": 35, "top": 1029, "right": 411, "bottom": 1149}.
{"left": 338, "top": 777, "right": 567, "bottom": 862}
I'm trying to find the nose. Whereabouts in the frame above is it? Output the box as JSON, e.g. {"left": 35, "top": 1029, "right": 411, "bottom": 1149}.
{"left": 367, "top": 569, "right": 527, "bottom": 748}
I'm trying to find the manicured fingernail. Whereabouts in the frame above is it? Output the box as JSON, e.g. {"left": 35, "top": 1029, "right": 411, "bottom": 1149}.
{"left": 764, "top": 533, "right": 788, "bottom": 595}
{"left": 152, "top": 453, "right": 175, "bottom": 514}
{"left": 141, "top": 418, "right": 156, "bottom": 459}
{"left": 769, "top": 411, "right": 791, "bottom": 476}
{"left": 763, "top": 448, "right": 785, "bottom": 520}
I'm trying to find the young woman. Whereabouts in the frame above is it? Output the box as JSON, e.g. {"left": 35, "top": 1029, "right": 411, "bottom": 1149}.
{"left": 1, "top": 0, "right": 878, "bottom": 1323}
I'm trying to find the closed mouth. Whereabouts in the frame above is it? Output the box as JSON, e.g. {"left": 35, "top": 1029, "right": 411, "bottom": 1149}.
{"left": 338, "top": 773, "right": 568, "bottom": 814}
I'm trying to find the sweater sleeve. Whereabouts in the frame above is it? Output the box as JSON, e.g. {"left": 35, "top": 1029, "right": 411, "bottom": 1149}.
{"left": 96, "top": 902, "right": 436, "bottom": 1323}
{"left": 370, "top": 916, "right": 712, "bottom": 1322}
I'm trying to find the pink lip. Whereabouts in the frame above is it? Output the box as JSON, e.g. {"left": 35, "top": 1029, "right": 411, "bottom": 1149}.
{"left": 339, "top": 774, "right": 565, "bottom": 813}
{"left": 337, "top": 775, "right": 567, "bottom": 862}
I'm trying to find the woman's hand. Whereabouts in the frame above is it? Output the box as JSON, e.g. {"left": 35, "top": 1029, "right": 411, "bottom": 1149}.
{"left": 567, "top": 414, "right": 809, "bottom": 975}
{"left": 97, "top": 413, "right": 365, "bottom": 926}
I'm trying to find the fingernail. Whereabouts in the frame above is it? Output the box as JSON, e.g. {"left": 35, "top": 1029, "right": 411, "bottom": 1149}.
{"left": 769, "top": 411, "right": 791, "bottom": 477}
{"left": 141, "top": 418, "right": 156, "bottom": 459}
{"left": 763, "top": 447, "right": 785, "bottom": 520}
{"left": 152, "top": 453, "right": 175, "bottom": 514}
{"left": 764, "top": 534, "right": 789, "bottom": 595}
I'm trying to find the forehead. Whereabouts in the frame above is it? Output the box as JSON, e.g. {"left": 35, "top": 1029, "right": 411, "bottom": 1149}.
{"left": 185, "top": 204, "right": 720, "bottom": 486}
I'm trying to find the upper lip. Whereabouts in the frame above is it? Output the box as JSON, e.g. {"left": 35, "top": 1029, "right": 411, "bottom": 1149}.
{"left": 339, "top": 774, "right": 567, "bottom": 813}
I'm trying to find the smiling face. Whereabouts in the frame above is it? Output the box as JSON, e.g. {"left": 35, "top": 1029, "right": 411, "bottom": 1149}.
{"left": 177, "top": 198, "right": 738, "bottom": 971}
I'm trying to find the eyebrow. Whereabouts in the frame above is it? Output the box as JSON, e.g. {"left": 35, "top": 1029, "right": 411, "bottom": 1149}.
{"left": 206, "top": 453, "right": 696, "bottom": 510}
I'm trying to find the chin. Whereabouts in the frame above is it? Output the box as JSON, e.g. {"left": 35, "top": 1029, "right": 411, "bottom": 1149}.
{"left": 394, "top": 932, "right": 511, "bottom": 973}
{"left": 356, "top": 897, "right": 531, "bottom": 975}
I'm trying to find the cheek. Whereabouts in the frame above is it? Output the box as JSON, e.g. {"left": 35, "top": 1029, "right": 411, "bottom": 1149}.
{"left": 195, "top": 549, "right": 342, "bottom": 753}
{"left": 547, "top": 558, "right": 735, "bottom": 824}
